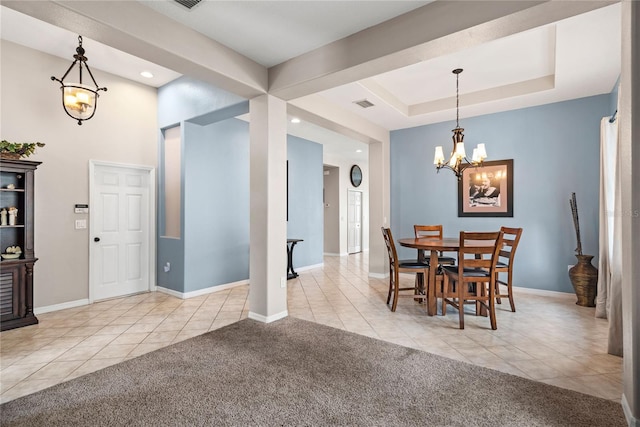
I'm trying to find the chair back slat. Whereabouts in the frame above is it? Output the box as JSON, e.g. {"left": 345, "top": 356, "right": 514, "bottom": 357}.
{"left": 381, "top": 227, "right": 399, "bottom": 269}
{"left": 458, "top": 231, "right": 504, "bottom": 271}
{"left": 414, "top": 224, "right": 443, "bottom": 239}
{"left": 497, "top": 227, "right": 523, "bottom": 266}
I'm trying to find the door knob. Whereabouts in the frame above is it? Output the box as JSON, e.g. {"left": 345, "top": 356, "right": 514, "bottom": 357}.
{"left": 94, "top": 237, "right": 100, "bottom": 242}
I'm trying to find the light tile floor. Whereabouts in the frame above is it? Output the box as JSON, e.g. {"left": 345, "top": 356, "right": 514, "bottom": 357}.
{"left": 0, "top": 253, "right": 623, "bottom": 404}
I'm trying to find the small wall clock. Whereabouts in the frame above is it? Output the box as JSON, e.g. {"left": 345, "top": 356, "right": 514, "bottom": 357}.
{"left": 350, "top": 165, "right": 362, "bottom": 187}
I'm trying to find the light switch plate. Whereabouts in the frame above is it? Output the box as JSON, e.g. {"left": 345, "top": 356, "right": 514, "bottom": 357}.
{"left": 75, "top": 219, "right": 87, "bottom": 229}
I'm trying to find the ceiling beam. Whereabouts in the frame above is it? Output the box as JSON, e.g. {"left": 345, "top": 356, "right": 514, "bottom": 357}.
{"left": 288, "top": 95, "right": 389, "bottom": 145}
{"left": 2, "top": 0, "right": 268, "bottom": 99}
{"left": 268, "top": 0, "right": 617, "bottom": 101}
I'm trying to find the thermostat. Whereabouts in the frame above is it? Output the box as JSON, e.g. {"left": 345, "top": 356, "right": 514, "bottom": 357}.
{"left": 74, "top": 204, "right": 89, "bottom": 214}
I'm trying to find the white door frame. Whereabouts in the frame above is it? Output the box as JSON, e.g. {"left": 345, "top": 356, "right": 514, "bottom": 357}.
{"left": 89, "top": 160, "right": 157, "bottom": 303}
{"left": 347, "top": 189, "right": 363, "bottom": 254}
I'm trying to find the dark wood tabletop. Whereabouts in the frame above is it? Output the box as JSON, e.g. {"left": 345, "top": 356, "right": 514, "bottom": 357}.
{"left": 398, "top": 237, "right": 494, "bottom": 251}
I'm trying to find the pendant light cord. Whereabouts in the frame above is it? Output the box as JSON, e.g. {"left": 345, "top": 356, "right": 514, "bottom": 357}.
{"left": 456, "top": 72, "right": 459, "bottom": 128}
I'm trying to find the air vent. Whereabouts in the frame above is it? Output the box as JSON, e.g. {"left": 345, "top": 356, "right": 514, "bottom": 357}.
{"left": 174, "top": 0, "right": 202, "bottom": 10}
{"left": 353, "top": 99, "right": 375, "bottom": 108}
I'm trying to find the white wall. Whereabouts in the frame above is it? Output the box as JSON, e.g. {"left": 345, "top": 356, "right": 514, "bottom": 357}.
{"left": 1, "top": 40, "right": 158, "bottom": 309}
{"left": 323, "top": 166, "right": 340, "bottom": 255}
{"left": 323, "top": 152, "right": 369, "bottom": 256}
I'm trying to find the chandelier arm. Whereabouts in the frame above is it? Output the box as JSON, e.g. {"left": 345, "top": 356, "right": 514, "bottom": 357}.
{"left": 78, "top": 61, "right": 84, "bottom": 85}
{"left": 57, "top": 59, "right": 79, "bottom": 83}
{"left": 84, "top": 65, "right": 108, "bottom": 92}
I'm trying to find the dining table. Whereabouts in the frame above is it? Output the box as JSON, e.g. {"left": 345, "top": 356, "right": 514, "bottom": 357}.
{"left": 397, "top": 237, "right": 495, "bottom": 316}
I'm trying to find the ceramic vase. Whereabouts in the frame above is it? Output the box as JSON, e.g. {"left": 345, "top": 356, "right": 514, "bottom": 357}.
{"left": 568, "top": 254, "right": 598, "bottom": 307}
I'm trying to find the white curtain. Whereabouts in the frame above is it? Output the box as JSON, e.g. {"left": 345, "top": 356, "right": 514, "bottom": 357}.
{"left": 595, "top": 115, "right": 623, "bottom": 356}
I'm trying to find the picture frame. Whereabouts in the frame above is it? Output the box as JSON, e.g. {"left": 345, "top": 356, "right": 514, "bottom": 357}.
{"left": 458, "top": 159, "right": 513, "bottom": 217}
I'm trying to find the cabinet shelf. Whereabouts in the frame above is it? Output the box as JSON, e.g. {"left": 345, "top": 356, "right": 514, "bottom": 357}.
{"left": 0, "top": 188, "right": 25, "bottom": 192}
{"left": 0, "top": 225, "right": 25, "bottom": 229}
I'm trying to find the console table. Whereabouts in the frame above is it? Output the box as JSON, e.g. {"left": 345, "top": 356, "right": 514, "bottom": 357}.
{"left": 287, "top": 239, "right": 303, "bottom": 280}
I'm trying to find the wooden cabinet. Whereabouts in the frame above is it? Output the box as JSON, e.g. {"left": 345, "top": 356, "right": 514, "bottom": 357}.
{"left": 0, "top": 159, "right": 40, "bottom": 331}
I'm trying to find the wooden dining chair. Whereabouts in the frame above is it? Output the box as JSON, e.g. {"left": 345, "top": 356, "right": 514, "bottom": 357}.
{"left": 413, "top": 225, "right": 456, "bottom": 265}
{"left": 493, "top": 226, "right": 523, "bottom": 312}
{"left": 441, "top": 230, "right": 504, "bottom": 330}
{"left": 381, "top": 227, "right": 431, "bottom": 312}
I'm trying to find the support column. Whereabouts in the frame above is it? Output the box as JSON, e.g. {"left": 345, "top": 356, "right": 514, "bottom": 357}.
{"left": 368, "top": 136, "right": 391, "bottom": 278}
{"left": 248, "top": 94, "right": 288, "bottom": 323}
{"left": 621, "top": 1, "right": 639, "bottom": 425}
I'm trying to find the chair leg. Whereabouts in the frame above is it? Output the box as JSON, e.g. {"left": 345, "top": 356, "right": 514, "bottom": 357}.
{"left": 507, "top": 270, "right": 516, "bottom": 312}
{"left": 391, "top": 277, "right": 399, "bottom": 312}
{"left": 441, "top": 275, "right": 449, "bottom": 316}
{"left": 457, "top": 279, "right": 465, "bottom": 329}
{"left": 414, "top": 272, "right": 424, "bottom": 302}
{"left": 489, "top": 285, "right": 497, "bottom": 330}
{"left": 386, "top": 277, "right": 392, "bottom": 305}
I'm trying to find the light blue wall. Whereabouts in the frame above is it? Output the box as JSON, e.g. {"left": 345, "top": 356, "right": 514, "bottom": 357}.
{"left": 391, "top": 94, "right": 610, "bottom": 293}
{"left": 182, "top": 119, "right": 250, "bottom": 292}
{"left": 287, "top": 135, "right": 324, "bottom": 268}
{"left": 157, "top": 76, "right": 248, "bottom": 292}
{"left": 157, "top": 126, "right": 186, "bottom": 292}
{"left": 158, "top": 76, "right": 245, "bottom": 129}
{"left": 156, "top": 76, "right": 324, "bottom": 292}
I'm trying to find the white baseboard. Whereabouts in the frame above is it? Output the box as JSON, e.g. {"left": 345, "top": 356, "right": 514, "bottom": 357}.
{"left": 156, "top": 279, "right": 249, "bottom": 299}
{"left": 512, "top": 286, "right": 574, "bottom": 298}
{"left": 34, "top": 299, "right": 90, "bottom": 315}
{"left": 623, "top": 394, "right": 639, "bottom": 427}
{"left": 248, "top": 310, "right": 288, "bottom": 323}
{"left": 295, "top": 262, "right": 324, "bottom": 272}
{"left": 369, "top": 272, "right": 388, "bottom": 279}
{"left": 323, "top": 252, "right": 347, "bottom": 257}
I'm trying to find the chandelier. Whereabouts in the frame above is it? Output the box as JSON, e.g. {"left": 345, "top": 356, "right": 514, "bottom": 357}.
{"left": 51, "top": 36, "right": 107, "bottom": 125}
{"left": 433, "top": 68, "right": 487, "bottom": 179}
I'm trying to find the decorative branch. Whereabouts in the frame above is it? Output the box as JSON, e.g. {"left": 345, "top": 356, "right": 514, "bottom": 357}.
{"left": 570, "top": 192, "right": 583, "bottom": 256}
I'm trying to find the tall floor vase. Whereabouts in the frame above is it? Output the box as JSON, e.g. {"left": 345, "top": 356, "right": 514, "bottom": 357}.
{"left": 568, "top": 254, "right": 598, "bottom": 307}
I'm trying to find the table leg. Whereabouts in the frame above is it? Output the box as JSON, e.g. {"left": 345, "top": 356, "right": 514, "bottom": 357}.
{"left": 428, "top": 249, "right": 438, "bottom": 316}
{"left": 287, "top": 241, "right": 299, "bottom": 280}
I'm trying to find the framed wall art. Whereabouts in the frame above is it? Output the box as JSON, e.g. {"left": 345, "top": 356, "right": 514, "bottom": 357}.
{"left": 458, "top": 159, "right": 513, "bottom": 217}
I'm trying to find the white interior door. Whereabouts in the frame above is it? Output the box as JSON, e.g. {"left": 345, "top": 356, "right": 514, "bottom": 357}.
{"left": 347, "top": 190, "right": 362, "bottom": 254}
{"left": 90, "top": 162, "right": 154, "bottom": 301}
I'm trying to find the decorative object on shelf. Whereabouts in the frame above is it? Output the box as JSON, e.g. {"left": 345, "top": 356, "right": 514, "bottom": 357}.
{"left": 2, "top": 245, "right": 22, "bottom": 260}
{"left": 0, "top": 208, "right": 6, "bottom": 226}
{"left": 568, "top": 192, "right": 597, "bottom": 307}
{"left": 433, "top": 68, "right": 488, "bottom": 179}
{"left": 51, "top": 35, "right": 107, "bottom": 125}
{"left": 7, "top": 206, "right": 17, "bottom": 226}
{"left": 350, "top": 164, "right": 363, "bottom": 187}
{"left": 0, "top": 140, "right": 45, "bottom": 159}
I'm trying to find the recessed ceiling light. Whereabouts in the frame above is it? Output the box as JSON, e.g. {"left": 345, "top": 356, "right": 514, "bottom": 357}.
{"left": 356, "top": 149, "right": 363, "bottom": 153}
{"left": 290, "top": 117, "right": 301, "bottom": 124}
{"left": 140, "top": 71, "right": 154, "bottom": 79}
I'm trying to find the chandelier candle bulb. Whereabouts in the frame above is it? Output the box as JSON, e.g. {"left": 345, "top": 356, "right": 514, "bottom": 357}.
{"left": 434, "top": 146, "right": 445, "bottom": 165}
{"left": 477, "top": 143, "right": 487, "bottom": 159}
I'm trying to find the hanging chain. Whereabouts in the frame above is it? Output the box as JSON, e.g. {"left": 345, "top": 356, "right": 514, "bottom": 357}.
{"left": 456, "top": 71, "right": 460, "bottom": 128}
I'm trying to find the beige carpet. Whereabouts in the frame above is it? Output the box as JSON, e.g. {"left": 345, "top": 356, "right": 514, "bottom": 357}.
{"left": 0, "top": 317, "right": 626, "bottom": 426}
